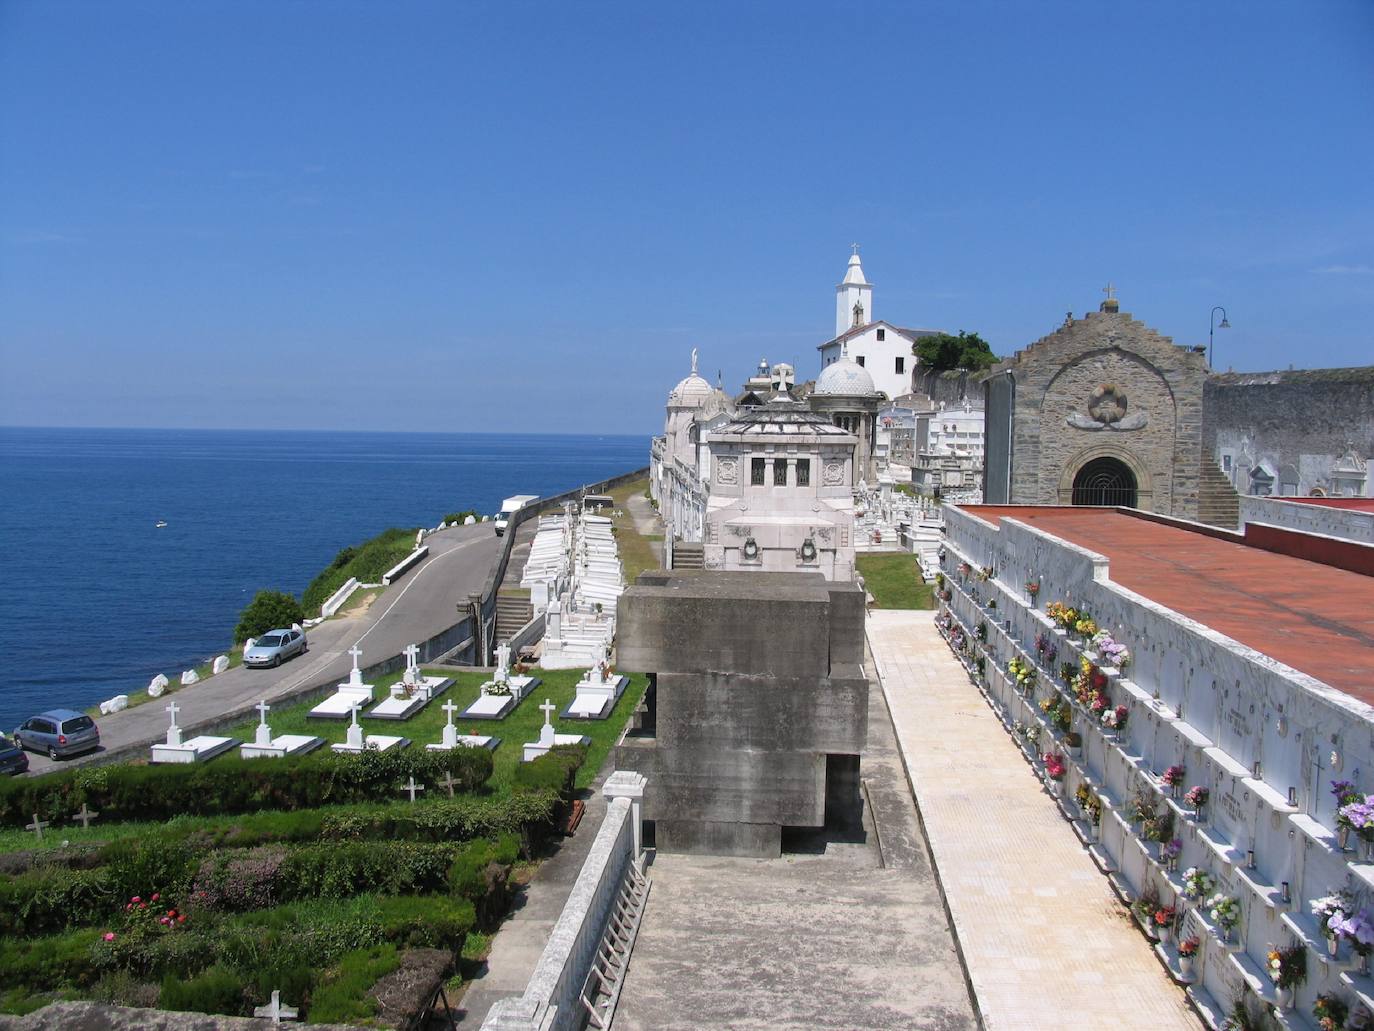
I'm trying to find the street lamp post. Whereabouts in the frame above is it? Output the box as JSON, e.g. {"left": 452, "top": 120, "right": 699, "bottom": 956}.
{"left": 1209, "top": 306, "right": 1230, "bottom": 369}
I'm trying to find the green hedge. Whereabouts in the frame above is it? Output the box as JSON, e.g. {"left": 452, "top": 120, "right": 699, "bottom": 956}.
{"left": 301, "top": 528, "right": 419, "bottom": 615}
{"left": 0, "top": 746, "right": 492, "bottom": 827}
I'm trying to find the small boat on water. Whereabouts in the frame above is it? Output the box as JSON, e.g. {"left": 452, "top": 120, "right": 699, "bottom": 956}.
{"left": 155, "top": 520, "right": 168, "bottom": 528}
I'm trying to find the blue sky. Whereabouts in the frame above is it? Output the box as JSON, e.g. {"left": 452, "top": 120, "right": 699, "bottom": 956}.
{"left": 2, "top": 1, "right": 1371, "bottom": 434}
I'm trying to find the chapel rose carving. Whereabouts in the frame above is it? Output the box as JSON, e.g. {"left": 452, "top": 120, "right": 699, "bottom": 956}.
{"left": 823, "top": 461, "right": 845, "bottom": 485}
{"left": 717, "top": 458, "right": 738, "bottom": 485}
{"left": 1066, "top": 383, "right": 1148, "bottom": 431}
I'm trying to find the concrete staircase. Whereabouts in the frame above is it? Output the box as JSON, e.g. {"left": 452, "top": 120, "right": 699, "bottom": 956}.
{"left": 672, "top": 541, "right": 704, "bottom": 570}
{"left": 1197, "top": 455, "right": 1242, "bottom": 529}
{"left": 494, "top": 593, "right": 533, "bottom": 643}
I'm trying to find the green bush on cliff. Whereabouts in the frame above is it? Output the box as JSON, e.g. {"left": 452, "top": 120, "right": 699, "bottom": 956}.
{"left": 233, "top": 590, "right": 305, "bottom": 644}
{"left": 301, "top": 528, "right": 419, "bottom": 616}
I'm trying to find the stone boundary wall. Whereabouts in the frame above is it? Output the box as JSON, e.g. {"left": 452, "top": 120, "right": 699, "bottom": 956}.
{"left": 939, "top": 504, "right": 1374, "bottom": 1021}
{"left": 484, "top": 778, "right": 643, "bottom": 1031}
{"left": 1240, "top": 495, "right": 1374, "bottom": 544}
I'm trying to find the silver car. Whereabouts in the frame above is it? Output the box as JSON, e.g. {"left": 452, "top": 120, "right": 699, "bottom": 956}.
{"left": 243, "top": 628, "right": 307, "bottom": 668}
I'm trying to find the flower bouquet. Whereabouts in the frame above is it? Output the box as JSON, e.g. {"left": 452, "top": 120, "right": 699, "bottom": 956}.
{"left": 1331, "top": 907, "right": 1374, "bottom": 971}
{"left": 1205, "top": 893, "right": 1241, "bottom": 941}
{"left": 978, "top": 565, "right": 995, "bottom": 582}
{"left": 976, "top": 621, "right": 988, "bottom": 643}
{"left": 1025, "top": 579, "right": 1041, "bottom": 602}
{"left": 1143, "top": 810, "right": 1175, "bottom": 846}
{"left": 1178, "top": 934, "right": 1201, "bottom": 978}
{"left": 1092, "top": 629, "right": 1132, "bottom": 670}
{"left": 1102, "top": 704, "right": 1129, "bottom": 735}
{"left": 1008, "top": 656, "right": 1037, "bottom": 693}
{"left": 1046, "top": 601, "right": 1078, "bottom": 630}
{"left": 1182, "top": 866, "right": 1215, "bottom": 901}
{"left": 1313, "top": 992, "right": 1349, "bottom": 1031}
{"left": 1312, "top": 893, "right": 1354, "bottom": 955}
{"left": 1267, "top": 944, "right": 1306, "bottom": 1007}
{"left": 1042, "top": 751, "right": 1067, "bottom": 783}
{"left": 1185, "top": 785, "right": 1210, "bottom": 819}
{"left": 1153, "top": 905, "right": 1177, "bottom": 942}
{"left": 1162, "top": 838, "right": 1183, "bottom": 871}
{"left": 958, "top": 561, "right": 972, "bottom": 579}
{"left": 1074, "top": 616, "right": 1099, "bottom": 640}
{"left": 1162, "top": 764, "right": 1186, "bottom": 796}
{"left": 1338, "top": 792, "right": 1374, "bottom": 857}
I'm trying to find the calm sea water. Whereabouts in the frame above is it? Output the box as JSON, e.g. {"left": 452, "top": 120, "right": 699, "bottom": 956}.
{"left": 0, "top": 427, "right": 648, "bottom": 729}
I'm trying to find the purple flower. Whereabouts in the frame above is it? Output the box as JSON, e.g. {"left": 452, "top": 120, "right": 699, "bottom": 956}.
{"left": 1163, "top": 839, "right": 1183, "bottom": 859}
{"left": 1333, "top": 908, "right": 1374, "bottom": 950}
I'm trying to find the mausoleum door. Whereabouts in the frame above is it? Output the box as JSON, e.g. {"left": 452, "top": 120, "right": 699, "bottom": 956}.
{"left": 1071, "top": 457, "right": 1138, "bottom": 508}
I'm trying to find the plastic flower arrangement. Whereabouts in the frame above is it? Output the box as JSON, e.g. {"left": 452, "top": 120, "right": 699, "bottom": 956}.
{"left": 1331, "top": 908, "right": 1374, "bottom": 955}
{"left": 1333, "top": 780, "right": 1361, "bottom": 825}
{"left": 1182, "top": 867, "right": 1216, "bottom": 900}
{"left": 958, "top": 562, "right": 972, "bottom": 578}
{"left": 1153, "top": 905, "right": 1176, "bottom": 930}
{"left": 1092, "top": 630, "right": 1132, "bottom": 670}
{"left": 976, "top": 621, "right": 988, "bottom": 643}
{"left": 1163, "top": 838, "right": 1183, "bottom": 864}
{"left": 1127, "top": 789, "right": 1158, "bottom": 826}
{"left": 1034, "top": 631, "right": 1049, "bottom": 654}
{"left": 1185, "top": 785, "right": 1210, "bottom": 809}
{"left": 1313, "top": 992, "right": 1349, "bottom": 1031}
{"left": 1178, "top": 935, "right": 1200, "bottom": 958}
{"left": 1102, "top": 704, "right": 1129, "bottom": 733}
{"left": 1143, "top": 810, "right": 1175, "bottom": 844}
{"left": 1042, "top": 752, "right": 1067, "bottom": 780}
{"left": 1046, "top": 601, "right": 1078, "bottom": 629}
{"left": 1267, "top": 944, "right": 1306, "bottom": 989}
{"left": 1020, "top": 723, "right": 1041, "bottom": 749}
{"left": 1074, "top": 616, "right": 1099, "bottom": 639}
{"left": 1206, "top": 893, "right": 1241, "bottom": 933}
{"left": 1025, "top": 579, "right": 1041, "bottom": 598}
{"left": 977, "top": 565, "right": 995, "bottom": 582}
{"left": 1162, "top": 764, "right": 1187, "bottom": 788}
{"left": 1312, "top": 893, "right": 1355, "bottom": 940}
{"left": 1008, "top": 656, "right": 1037, "bottom": 692}
{"left": 1338, "top": 795, "right": 1374, "bottom": 841}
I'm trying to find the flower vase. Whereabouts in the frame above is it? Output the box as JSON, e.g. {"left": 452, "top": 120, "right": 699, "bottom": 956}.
{"left": 1339, "top": 825, "right": 1351, "bottom": 851}
{"left": 1327, "top": 935, "right": 1339, "bottom": 957}
{"left": 1274, "top": 986, "right": 1292, "bottom": 1010}
{"left": 1195, "top": 806, "right": 1206, "bottom": 827}
{"left": 1049, "top": 779, "right": 1063, "bottom": 797}
{"left": 1361, "top": 951, "right": 1371, "bottom": 976}
{"left": 1087, "top": 822, "right": 1098, "bottom": 843}
{"left": 1157, "top": 922, "right": 1170, "bottom": 944}
{"left": 1179, "top": 954, "right": 1194, "bottom": 979}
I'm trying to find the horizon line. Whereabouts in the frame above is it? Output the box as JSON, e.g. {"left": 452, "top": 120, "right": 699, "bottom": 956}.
{"left": 0, "top": 424, "right": 654, "bottom": 439}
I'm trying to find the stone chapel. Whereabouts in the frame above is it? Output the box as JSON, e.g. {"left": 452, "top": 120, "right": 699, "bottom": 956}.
{"left": 981, "top": 290, "right": 1217, "bottom": 520}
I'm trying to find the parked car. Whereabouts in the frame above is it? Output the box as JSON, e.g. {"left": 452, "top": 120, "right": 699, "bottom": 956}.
{"left": 243, "top": 628, "right": 307, "bottom": 668}
{"left": 13, "top": 709, "right": 100, "bottom": 761}
{"left": 0, "top": 733, "right": 28, "bottom": 775}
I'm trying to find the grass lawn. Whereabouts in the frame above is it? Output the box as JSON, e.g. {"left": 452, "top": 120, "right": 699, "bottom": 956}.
{"left": 607, "top": 477, "right": 661, "bottom": 583}
{"left": 222, "top": 665, "right": 646, "bottom": 792}
{"left": 857, "top": 552, "right": 935, "bottom": 610}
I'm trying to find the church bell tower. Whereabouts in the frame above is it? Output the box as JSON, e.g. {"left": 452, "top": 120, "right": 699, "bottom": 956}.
{"left": 835, "top": 245, "right": 873, "bottom": 337}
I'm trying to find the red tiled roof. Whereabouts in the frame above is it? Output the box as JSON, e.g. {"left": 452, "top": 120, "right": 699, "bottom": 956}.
{"left": 965, "top": 506, "right": 1374, "bottom": 704}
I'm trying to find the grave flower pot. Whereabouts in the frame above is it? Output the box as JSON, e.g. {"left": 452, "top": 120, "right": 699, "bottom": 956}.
{"left": 1179, "top": 955, "right": 1194, "bottom": 979}
{"left": 1339, "top": 825, "right": 1351, "bottom": 851}
{"left": 1274, "top": 986, "right": 1292, "bottom": 1010}
{"left": 1328, "top": 935, "right": 1339, "bottom": 957}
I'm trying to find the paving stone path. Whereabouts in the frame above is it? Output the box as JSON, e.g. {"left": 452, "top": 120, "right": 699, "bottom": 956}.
{"left": 868, "top": 609, "right": 1202, "bottom": 1031}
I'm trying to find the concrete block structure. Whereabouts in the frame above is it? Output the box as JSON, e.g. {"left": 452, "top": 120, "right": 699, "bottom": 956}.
{"left": 615, "top": 570, "right": 868, "bottom": 858}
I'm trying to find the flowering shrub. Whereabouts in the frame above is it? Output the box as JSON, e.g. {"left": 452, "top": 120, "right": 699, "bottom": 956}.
{"left": 1092, "top": 630, "right": 1131, "bottom": 670}
{"left": 1182, "top": 867, "right": 1216, "bottom": 900}
{"left": 1206, "top": 893, "right": 1241, "bottom": 933}
{"left": 1267, "top": 944, "right": 1306, "bottom": 989}
{"left": 1313, "top": 993, "right": 1349, "bottom": 1030}
{"left": 1178, "top": 935, "right": 1200, "bottom": 958}
{"left": 1042, "top": 753, "right": 1067, "bottom": 780}
{"left": 1162, "top": 765, "right": 1186, "bottom": 788}
{"left": 99, "top": 891, "right": 188, "bottom": 948}
{"left": 1185, "top": 785, "right": 1210, "bottom": 809}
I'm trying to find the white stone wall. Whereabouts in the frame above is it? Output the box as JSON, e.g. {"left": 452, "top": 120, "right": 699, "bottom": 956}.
{"left": 937, "top": 504, "right": 1374, "bottom": 1021}
{"left": 1239, "top": 497, "right": 1374, "bottom": 545}
{"left": 819, "top": 323, "right": 912, "bottom": 401}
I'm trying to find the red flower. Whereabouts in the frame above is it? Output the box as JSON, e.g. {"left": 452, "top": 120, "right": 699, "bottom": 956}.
{"left": 151, "top": 893, "right": 160, "bottom": 902}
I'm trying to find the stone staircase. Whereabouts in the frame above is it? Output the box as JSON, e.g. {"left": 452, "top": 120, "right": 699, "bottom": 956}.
{"left": 672, "top": 541, "right": 704, "bottom": 569}
{"left": 1197, "top": 455, "right": 1242, "bottom": 529}
{"left": 494, "top": 592, "right": 533, "bottom": 643}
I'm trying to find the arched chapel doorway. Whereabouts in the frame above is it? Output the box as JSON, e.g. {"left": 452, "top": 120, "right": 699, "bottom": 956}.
{"left": 1071, "top": 457, "right": 1138, "bottom": 507}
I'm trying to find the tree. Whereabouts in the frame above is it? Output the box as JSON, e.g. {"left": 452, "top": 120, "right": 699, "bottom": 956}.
{"left": 234, "top": 590, "right": 305, "bottom": 643}
{"left": 913, "top": 331, "right": 999, "bottom": 372}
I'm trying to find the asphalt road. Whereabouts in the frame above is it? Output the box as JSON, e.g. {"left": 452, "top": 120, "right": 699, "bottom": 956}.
{"left": 23, "top": 522, "right": 504, "bottom": 775}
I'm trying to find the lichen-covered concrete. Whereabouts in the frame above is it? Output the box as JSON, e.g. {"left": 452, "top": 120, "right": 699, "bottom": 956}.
{"left": 611, "top": 679, "right": 977, "bottom": 1030}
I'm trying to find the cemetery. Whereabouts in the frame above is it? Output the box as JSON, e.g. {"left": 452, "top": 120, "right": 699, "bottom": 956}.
{"left": 521, "top": 504, "right": 625, "bottom": 670}
{"left": 0, "top": 663, "right": 646, "bottom": 1022}
{"left": 935, "top": 503, "right": 1374, "bottom": 1027}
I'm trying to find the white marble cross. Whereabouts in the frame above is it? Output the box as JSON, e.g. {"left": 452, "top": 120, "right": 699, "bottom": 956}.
{"left": 348, "top": 701, "right": 361, "bottom": 728}
{"left": 442, "top": 700, "right": 458, "bottom": 726}
{"left": 540, "top": 698, "right": 556, "bottom": 726}
{"left": 74, "top": 803, "right": 99, "bottom": 829}
{"left": 400, "top": 776, "right": 425, "bottom": 803}
{"left": 348, "top": 645, "right": 363, "bottom": 670}
{"left": 404, "top": 643, "right": 420, "bottom": 669}
{"left": 26, "top": 814, "right": 49, "bottom": 841}
{"left": 252, "top": 989, "right": 299, "bottom": 1023}
{"left": 256, "top": 699, "right": 271, "bottom": 725}
{"left": 166, "top": 701, "right": 180, "bottom": 727}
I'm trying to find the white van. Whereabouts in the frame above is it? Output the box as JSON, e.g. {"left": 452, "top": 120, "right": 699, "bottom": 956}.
{"left": 494, "top": 494, "right": 538, "bottom": 537}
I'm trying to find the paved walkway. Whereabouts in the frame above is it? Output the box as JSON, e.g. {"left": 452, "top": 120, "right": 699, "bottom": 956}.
{"left": 868, "top": 609, "right": 1201, "bottom": 1031}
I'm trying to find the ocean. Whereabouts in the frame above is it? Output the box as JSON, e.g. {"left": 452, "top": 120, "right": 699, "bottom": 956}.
{"left": 0, "top": 427, "right": 649, "bottom": 730}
